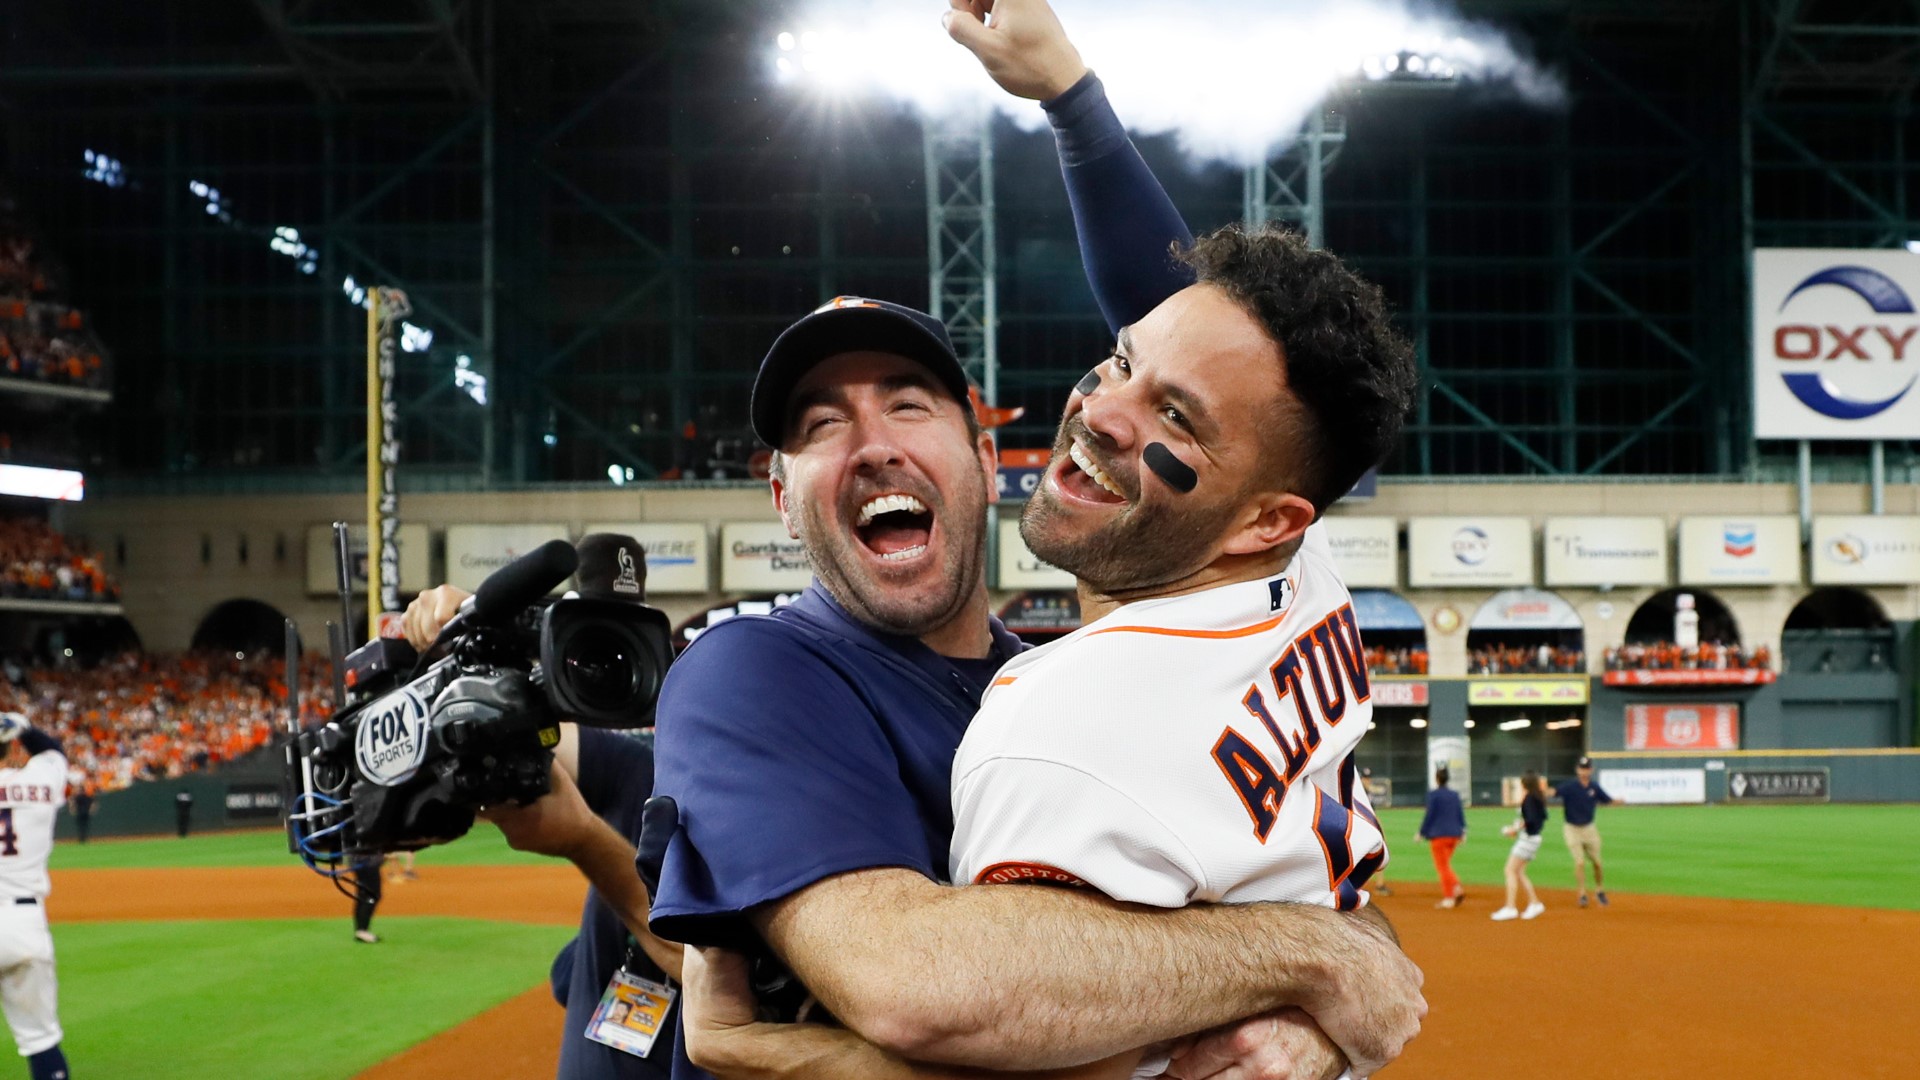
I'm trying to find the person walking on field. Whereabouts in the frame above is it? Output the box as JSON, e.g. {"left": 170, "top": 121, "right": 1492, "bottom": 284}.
{"left": 1419, "top": 766, "right": 1466, "bottom": 909}
{"left": 1491, "top": 770, "right": 1548, "bottom": 922}
{"left": 1555, "top": 755, "right": 1618, "bottom": 908}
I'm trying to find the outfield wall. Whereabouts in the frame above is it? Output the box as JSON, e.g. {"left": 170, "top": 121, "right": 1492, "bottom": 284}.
{"left": 1584, "top": 749, "right": 1920, "bottom": 804}
{"left": 58, "top": 749, "right": 284, "bottom": 841}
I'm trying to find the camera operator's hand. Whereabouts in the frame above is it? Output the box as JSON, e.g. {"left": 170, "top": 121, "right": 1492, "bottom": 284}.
{"left": 402, "top": 584, "right": 471, "bottom": 651}
{"left": 481, "top": 761, "right": 600, "bottom": 862}
{"left": 484, "top": 761, "right": 683, "bottom": 980}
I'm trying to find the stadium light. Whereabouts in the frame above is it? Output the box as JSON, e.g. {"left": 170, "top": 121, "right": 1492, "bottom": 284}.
{"left": 1409, "top": 717, "right": 1428, "bottom": 729}
{"left": 1463, "top": 719, "right": 1476, "bottom": 729}
{"left": 763, "top": 0, "right": 1556, "bottom": 166}
{"left": 1906, "top": 240, "right": 1920, "bottom": 255}
{"left": 82, "top": 149, "right": 127, "bottom": 189}
{"left": 1498, "top": 718, "right": 1533, "bottom": 732}
{"left": 1546, "top": 718, "right": 1583, "bottom": 730}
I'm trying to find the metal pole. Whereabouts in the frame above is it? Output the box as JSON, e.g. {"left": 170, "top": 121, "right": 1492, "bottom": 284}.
{"left": 480, "top": 1, "right": 497, "bottom": 487}
{"left": 366, "top": 290, "right": 383, "bottom": 643}
{"left": 1870, "top": 441, "right": 1886, "bottom": 513}
{"left": 1797, "top": 439, "right": 1813, "bottom": 543}
{"left": 1305, "top": 111, "right": 1326, "bottom": 248}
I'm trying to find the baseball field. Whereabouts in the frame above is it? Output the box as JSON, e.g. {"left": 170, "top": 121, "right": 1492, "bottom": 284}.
{"left": 46, "top": 805, "right": 1920, "bottom": 1079}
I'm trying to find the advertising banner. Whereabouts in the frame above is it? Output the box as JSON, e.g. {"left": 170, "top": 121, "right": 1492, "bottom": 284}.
{"left": 720, "top": 522, "right": 814, "bottom": 592}
{"left": 1427, "top": 735, "right": 1471, "bottom": 807}
{"left": 1469, "top": 589, "right": 1583, "bottom": 632}
{"left": 1728, "top": 767, "right": 1831, "bottom": 803}
{"left": 1372, "top": 681, "right": 1430, "bottom": 708}
{"left": 583, "top": 523, "right": 711, "bottom": 595}
{"left": 1544, "top": 517, "right": 1669, "bottom": 587}
{"left": 305, "top": 523, "right": 431, "bottom": 596}
{"left": 1603, "top": 669, "right": 1775, "bottom": 687}
{"left": 998, "top": 518, "right": 1074, "bottom": 589}
{"left": 1677, "top": 516, "right": 1802, "bottom": 586}
{"left": 1408, "top": 517, "right": 1533, "bottom": 587}
{"left": 223, "top": 783, "right": 283, "bottom": 821}
{"left": 1321, "top": 517, "right": 1398, "bottom": 588}
{"left": 1752, "top": 248, "right": 1920, "bottom": 440}
{"left": 1467, "top": 679, "right": 1589, "bottom": 706}
{"left": 1810, "top": 516, "right": 1920, "bottom": 585}
{"left": 1596, "top": 768, "right": 1707, "bottom": 805}
{"left": 445, "top": 524, "right": 571, "bottom": 593}
{"left": 1625, "top": 703, "right": 1740, "bottom": 751}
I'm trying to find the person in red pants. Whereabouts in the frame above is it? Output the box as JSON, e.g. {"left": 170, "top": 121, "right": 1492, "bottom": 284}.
{"left": 1420, "top": 766, "right": 1468, "bottom": 908}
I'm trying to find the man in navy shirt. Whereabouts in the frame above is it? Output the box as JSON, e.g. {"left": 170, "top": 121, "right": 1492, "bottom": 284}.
{"left": 1555, "top": 755, "right": 1618, "bottom": 907}
{"left": 649, "top": 4, "right": 1424, "bottom": 1079}
{"left": 400, "top": 590, "right": 685, "bottom": 1080}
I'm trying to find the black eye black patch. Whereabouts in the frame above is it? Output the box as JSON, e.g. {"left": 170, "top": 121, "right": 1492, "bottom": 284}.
{"left": 1144, "top": 442, "right": 1198, "bottom": 494}
{"left": 1074, "top": 368, "right": 1101, "bottom": 396}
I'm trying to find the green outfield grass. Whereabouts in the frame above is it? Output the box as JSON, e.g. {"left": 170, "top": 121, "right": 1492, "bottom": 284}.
{"left": 57, "top": 917, "right": 570, "bottom": 1080}
{"left": 1376, "top": 803, "right": 1920, "bottom": 910}
{"left": 51, "top": 826, "right": 549, "bottom": 871}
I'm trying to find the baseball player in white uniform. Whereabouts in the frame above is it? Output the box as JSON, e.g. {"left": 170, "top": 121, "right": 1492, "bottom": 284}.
{"left": 0, "top": 713, "right": 71, "bottom": 1080}
{"left": 952, "top": 526, "right": 1382, "bottom": 1080}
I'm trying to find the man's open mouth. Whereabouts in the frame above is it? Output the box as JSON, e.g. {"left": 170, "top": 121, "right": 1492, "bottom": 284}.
{"left": 855, "top": 494, "right": 934, "bottom": 561}
{"left": 1058, "top": 441, "right": 1128, "bottom": 504}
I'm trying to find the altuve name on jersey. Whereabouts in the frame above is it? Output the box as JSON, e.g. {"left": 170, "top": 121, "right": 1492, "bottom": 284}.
{"left": 1211, "top": 603, "right": 1371, "bottom": 843}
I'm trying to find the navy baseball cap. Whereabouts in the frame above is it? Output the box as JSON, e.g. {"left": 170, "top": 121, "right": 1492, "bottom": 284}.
{"left": 1577, "top": 756, "right": 1593, "bottom": 768}
{"left": 750, "top": 296, "right": 971, "bottom": 446}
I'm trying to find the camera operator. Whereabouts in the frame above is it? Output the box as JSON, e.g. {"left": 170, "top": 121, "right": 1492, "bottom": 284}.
{"left": 402, "top": 538, "right": 683, "bottom": 1080}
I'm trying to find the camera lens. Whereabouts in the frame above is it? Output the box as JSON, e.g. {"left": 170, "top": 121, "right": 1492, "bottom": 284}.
{"left": 556, "top": 619, "right": 649, "bottom": 714}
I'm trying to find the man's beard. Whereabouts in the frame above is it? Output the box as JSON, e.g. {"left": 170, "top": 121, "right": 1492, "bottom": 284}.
{"left": 791, "top": 470, "right": 989, "bottom": 639}
{"left": 1020, "top": 425, "right": 1242, "bottom": 596}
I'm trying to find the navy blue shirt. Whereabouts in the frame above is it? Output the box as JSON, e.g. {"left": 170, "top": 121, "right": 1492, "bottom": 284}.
{"left": 1556, "top": 778, "right": 1613, "bottom": 827}
{"left": 1419, "top": 786, "right": 1466, "bottom": 840}
{"left": 650, "top": 585, "right": 1025, "bottom": 1080}
{"left": 1520, "top": 793, "right": 1548, "bottom": 836}
{"left": 552, "top": 727, "right": 671, "bottom": 1080}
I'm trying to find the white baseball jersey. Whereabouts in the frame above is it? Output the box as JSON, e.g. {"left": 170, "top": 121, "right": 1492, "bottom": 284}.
{"left": 952, "top": 522, "right": 1386, "bottom": 908}
{"left": 0, "top": 751, "right": 65, "bottom": 901}
{"left": 0, "top": 747, "right": 66, "bottom": 1058}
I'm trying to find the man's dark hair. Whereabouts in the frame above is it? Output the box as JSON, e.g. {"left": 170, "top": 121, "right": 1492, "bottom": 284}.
{"left": 1177, "top": 224, "right": 1417, "bottom": 513}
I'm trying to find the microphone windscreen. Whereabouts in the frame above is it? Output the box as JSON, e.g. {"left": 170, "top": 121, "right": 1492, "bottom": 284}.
{"left": 470, "top": 539, "right": 579, "bottom": 622}
{"left": 576, "top": 533, "right": 647, "bottom": 600}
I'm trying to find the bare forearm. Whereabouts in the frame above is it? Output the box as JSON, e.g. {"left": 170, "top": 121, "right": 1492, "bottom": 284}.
{"left": 695, "top": 1022, "right": 1135, "bottom": 1080}
{"left": 762, "top": 871, "right": 1354, "bottom": 1068}
{"left": 1354, "top": 901, "right": 1399, "bottom": 947}
{"left": 568, "top": 817, "right": 683, "bottom": 980}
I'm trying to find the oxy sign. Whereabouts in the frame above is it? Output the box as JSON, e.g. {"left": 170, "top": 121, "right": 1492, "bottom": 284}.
{"left": 1753, "top": 249, "right": 1920, "bottom": 439}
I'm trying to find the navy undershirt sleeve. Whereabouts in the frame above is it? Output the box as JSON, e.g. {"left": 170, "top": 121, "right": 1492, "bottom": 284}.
{"left": 17, "top": 728, "right": 58, "bottom": 758}
{"left": 1044, "top": 72, "right": 1196, "bottom": 334}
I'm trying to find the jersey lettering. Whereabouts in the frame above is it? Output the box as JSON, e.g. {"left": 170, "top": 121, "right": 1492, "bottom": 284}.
{"left": 0, "top": 809, "right": 19, "bottom": 857}
{"left": 1210, "top": 729, "right": 1286, "bottom": 842}
{"left": 1213, "top": 603, "right": 1379, "bottom": 911}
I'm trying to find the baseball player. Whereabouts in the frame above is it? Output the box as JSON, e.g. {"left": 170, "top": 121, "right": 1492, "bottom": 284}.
{"left": 0, "top": 713, "right": 72, "bottom": 1080}
{"left": 675, "top": 7, "right": 1417, "bottom": 1078}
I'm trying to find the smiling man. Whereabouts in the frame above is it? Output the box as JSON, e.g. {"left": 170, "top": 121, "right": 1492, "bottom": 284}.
{"left": 647, "top": 291, "right": 1425, "bottom": 1080}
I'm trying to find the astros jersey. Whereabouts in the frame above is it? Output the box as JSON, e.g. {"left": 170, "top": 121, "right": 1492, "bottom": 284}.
{"left": 0, "top": 750, "right": 67, "bottom": 900}
{"left": 951, "top": 524, "right": 1386, "bottom": 913}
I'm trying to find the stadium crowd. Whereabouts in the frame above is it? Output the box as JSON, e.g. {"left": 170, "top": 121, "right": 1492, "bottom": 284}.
{"left": 1604, "top": 641, "right": 1771, "bottom": 672}
{"left": 0, "top": 185, "right": 112, "bottom": 391}
{"left": 1366, "top": 645, "right": 1430, "bottom": 674}
{"left": 1468, "top": 643, "right": 1586, "bottom": 675}
{"left": 0, "top": 650, "right": 332, "bottom": 794}
{"left": 0, "top": 518, "right": 117, "bottom": 602}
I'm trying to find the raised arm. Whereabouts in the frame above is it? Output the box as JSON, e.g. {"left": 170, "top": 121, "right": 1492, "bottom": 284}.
{"left": 946, "top": 0, "right": 1195, "bottom": 334}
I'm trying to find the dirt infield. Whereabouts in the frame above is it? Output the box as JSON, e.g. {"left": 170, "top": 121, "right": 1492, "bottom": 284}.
{"left": 53, "top": 866, "right": 1920, "bottom": 1080}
